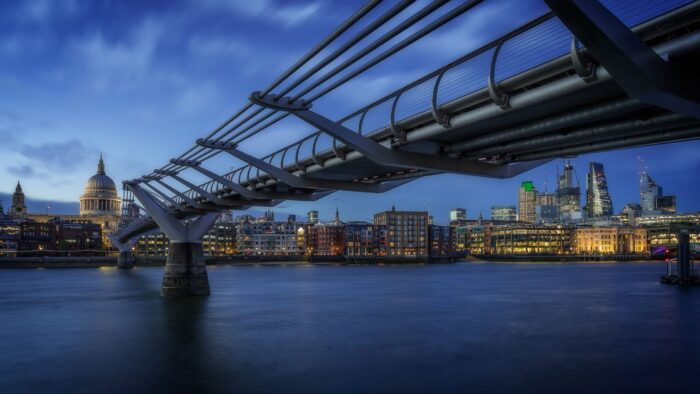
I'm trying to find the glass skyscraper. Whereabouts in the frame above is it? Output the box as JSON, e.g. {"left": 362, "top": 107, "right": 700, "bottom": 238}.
{"left": 585, "top": 162, "right": 613, "bottom": 217}
{"left": 556, "top": 161, "right": 581, "bottom": 221}
{"left": 640, "top": 171, "right": 661, "bottom": 213}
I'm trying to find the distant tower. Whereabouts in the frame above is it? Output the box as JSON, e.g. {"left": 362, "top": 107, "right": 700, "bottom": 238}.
{"left": 518, "top": 181, "right": 537, "bottom": 223}
{"left": 556, "top": 160, "right": 581, "bottom": 222}
{"left": 11, "top": 181, "right": 27, "bottom": 217}
{"left": 640, "top": 171, "right": 661, "bottom": 213}
{"left": 307, "top": 210, "right": 319, "bottom": 224}
{"left": 585, "top": 162, "right": 613, "bottom": 217}
{"left": 334, "top": 207, "right": 340, "bottom": 223}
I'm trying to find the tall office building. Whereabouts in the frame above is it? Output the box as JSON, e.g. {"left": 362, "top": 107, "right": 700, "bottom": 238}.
{"left": 556, "top": 161, "right": 581, "bottom": 221}
{"left": 307, "top": 210, "right": 319, "bottom": 224}
{"left": 518, "top": 181, "right": 537, "bottom": 223}
{"left": 639, "top": 170, "right": 677, "bottom": 215}
{"left": 585, "top": 162, "right": 613, "bottom": 217}
{"left": 640, "top": 171, "right": 661, "bottom": 213}
{"left": 535, "top": 192, "right": 558, "bottom": 223}
{"left": 656, "top": 195, "right": 677, "bottom": 214}
{"left": 491, "top": 206, "right": 517, "bottom": 221}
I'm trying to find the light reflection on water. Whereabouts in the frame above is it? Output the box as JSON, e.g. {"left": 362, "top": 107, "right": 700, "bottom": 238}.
{"left": 0, "top": 262, "right": 698, "bottom": 393}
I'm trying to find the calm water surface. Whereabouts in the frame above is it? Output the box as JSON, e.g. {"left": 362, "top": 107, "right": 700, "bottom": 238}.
{"left": 0, "top": 262, "right": 698, "bottom": 393}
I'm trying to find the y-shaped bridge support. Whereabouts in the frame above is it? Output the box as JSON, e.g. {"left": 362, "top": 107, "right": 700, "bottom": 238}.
{"left": 108, "top": 234, "right": 140, "bottom": 269}
{"left": 125, "top": 181, "right": 219, "bottom": 296}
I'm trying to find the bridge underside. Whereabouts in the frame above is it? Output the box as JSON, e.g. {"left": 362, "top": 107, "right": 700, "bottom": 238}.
{"left": 112, "top": 1, "right": 700, "bottom": 296}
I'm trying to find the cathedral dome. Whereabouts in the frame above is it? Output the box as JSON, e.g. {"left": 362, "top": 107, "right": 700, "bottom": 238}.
{"left": 80, "top": 154, "right": 121, "bottom": 216}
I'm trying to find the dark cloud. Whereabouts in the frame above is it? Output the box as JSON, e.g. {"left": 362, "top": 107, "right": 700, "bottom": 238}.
{"left": 18, "top": 140, "right": 92, "bottom": 172}
{"left": 6, "top": 164, "right": 43, "bottom": 178}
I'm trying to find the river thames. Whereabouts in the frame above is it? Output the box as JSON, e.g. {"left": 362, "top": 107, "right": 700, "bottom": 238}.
{"left": 0, "top": 262, "right": 698, "bottom": 393}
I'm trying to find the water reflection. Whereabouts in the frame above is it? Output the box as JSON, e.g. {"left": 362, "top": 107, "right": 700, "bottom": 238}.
{"left": 0, "top": 263, "right": 698, "bottom": 393}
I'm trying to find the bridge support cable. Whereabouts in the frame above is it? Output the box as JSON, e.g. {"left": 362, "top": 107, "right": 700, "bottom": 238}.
{"left": 182, "top": 0, "right": 481, "bottom": 171}
{"left": 250, "top": 92, "right": 549, "bottom": 178}
{"left": 158, "top": 1, "right": 381, "bottom": 175}
{"left": 168, "top": 160, "right": 332, "bottom": 202}
{"left": 545, "top": 0, "right": 700, "bottom": 119}
{"left": 154, "top": 169, "right": 265, "bottom": 208}
{"left": 195, "top": 141, "right": 413, "bottom": 193}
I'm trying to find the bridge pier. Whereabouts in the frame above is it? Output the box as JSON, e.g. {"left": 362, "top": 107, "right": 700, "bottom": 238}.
{"left": 162, "top": 242, "right": 210, "bottom": 296}
{"left": 109, "top": 235, "right": 140, "bottom": 269}
{"left": 124, "top": 181, "right": 220, "bottom": 296}
{"left": 117, "top": 250, "right": 135, "bottom": 269}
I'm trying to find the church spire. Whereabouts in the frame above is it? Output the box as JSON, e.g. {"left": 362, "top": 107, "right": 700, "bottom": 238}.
{"left": 97, "top": 153, "right": 105, "bottom": 175}
{"left": 15, "top": 180, "right": 22, "bottom": 193}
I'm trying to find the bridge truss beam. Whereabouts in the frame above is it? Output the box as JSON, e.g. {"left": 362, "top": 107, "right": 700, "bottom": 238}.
{"left": 545, "top": 0, "right": 700, "bottom": 120}
{"left": 249, "top": 92, "right": 549, "bottom": 178}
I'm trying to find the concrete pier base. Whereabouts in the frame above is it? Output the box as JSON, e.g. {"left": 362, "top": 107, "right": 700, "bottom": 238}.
{"left": 117, "top": 251, "right": 135, "bottom": 269}
{"left": 161, "top": 242, "right": 210, "bottom": 297}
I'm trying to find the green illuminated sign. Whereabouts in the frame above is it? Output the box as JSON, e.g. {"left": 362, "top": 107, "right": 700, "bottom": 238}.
{"left": 521, "top": 181, "right": 534, "bottom": 192}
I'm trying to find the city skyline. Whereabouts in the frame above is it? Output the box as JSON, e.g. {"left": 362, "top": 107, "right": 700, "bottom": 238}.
{"left": 3, "top": 150, "right": 697, "bottom": 226}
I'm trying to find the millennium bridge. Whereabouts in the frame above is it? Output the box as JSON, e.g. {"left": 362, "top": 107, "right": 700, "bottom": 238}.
{"left": 109, "top": 0, "right": 700, "bottom": 296}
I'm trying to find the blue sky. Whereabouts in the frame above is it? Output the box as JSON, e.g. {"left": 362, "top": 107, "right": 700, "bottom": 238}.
{"left": 1, "top": 0, "right": 698, "bottom": 224}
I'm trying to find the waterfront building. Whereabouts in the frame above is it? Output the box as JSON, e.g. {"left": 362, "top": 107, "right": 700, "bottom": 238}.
{"left": 456, "top": 224, "right": 492, "bottom": 255}
{"left": 234, "top": 212, "right": 300, "bottom": 255}
{"left": 18, "top": 222, "right": 56, "bottom": 254}
{"left": 374, "top": 207, "right": 429, "bottom": 258}
{"left": 428, "top": 225, "right": 456, "bottom": 257}
{"left": 345, "top": 222, "right": 386, "bottom": 258}
{"left": 518, "top": 181, "right": 537, "bottom": 223}
{"left": 307, "top": 210, "right": 319, "bottom": 225}
{"left": 489, "top": 224, "right": 573, "bottom": 255}
{"left": 557, "top": 161, "right": 581, "bottom": 222}
{"left": 491, "top": 206, "right": 517, "bottom": 222}
{"left": 54, "top": 219, "right": 103, "bottom": 255}
{"left": 136, "top": 232, "right": 169, "bottom": 256}
{"left": 574, "top": 227, "right": 647, "bottom": 254}
{"left": 585, "top": 162, "right": 613, "bottom": 218}
{"left": 0, "top": 218, "right": 20, "bottom": 257}
{"left": 136, "top": 223, "right": 237, "bottom": 257}
{"left": 203, "top": 222, "right": 236, "bottom": 255}
{"left": 10, "top": 182, "right": 27, "bottom": 217}
{"left": 646, "top": 224, "right": 700, "bottom": 250}
{"left": 307, "top": 222, "right": 345, "bottom": 256}
{"left": 635, "top": 213, "right": 700, "bottom": 227}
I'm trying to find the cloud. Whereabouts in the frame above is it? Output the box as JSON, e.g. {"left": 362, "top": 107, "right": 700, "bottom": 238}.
{"left": 174, "top": 82, "right": 221, "bottom": 115}
{"left": 7, "top": 165, "right": 43, "bottom": 179}
{"left": 199, "top": 0, "right": 323, "bottom": 28}
{"left": 18, "top": 140, "right": 93, "bottom": 172}
{"left": 71, "top": 19, "right": 163, "bottom": 91}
